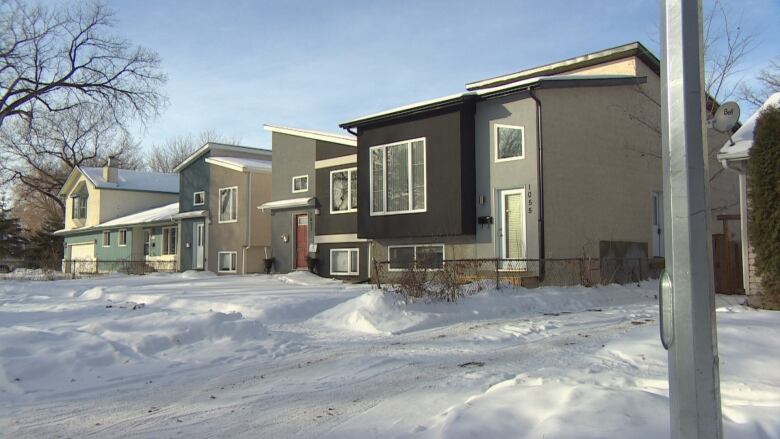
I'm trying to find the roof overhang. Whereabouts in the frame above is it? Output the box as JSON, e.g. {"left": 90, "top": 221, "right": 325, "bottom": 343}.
{"left": 264, "top": 124, "right": 356, "bottom": 147}
{"left": 258, "top": 197, "right": 315, "bottom": 212}
{"left": 59, "top": 167, "right": 93, "bottom": 197}
{"left": 205, "top": 157, "right": 272, "bottom": 173}
{"left": 173, "top": 142, "right": 272, "bottom": 173}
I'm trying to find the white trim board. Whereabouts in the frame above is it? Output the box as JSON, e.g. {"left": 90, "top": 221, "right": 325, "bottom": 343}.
{"left": 315, "top": 155, "right": 357, "bottom": 169}
{"left": 314, "top": 234, "right": 369, "bottom": 244}
{"left": 264, "top": 124, "right": 356, "bottom": 147}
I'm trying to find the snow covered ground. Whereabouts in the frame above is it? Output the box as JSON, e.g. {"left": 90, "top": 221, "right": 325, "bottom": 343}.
{"left": 0, "top": 272, "right": 777, "bottom": 438}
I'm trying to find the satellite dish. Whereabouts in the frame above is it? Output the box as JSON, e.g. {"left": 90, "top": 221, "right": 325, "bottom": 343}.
{"left": 711, "top": 101, "right": 740, "bottom": 133}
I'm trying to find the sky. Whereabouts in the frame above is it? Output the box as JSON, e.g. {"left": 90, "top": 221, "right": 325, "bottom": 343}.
{"left": 109, "top": 0, "right": 780, "bottom": 151}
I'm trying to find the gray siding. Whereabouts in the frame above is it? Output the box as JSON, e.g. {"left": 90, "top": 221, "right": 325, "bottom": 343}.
{"left": 315, "top": 163, "right": 358, "bottom": 235}
{"left": 271, "top": 133, "right": 316, "bottom": 201}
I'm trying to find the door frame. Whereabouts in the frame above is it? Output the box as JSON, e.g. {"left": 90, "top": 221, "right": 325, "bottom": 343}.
{"left": 293, "top": 213, "right": 309, "bottom": 269}
{"left": 194, "top": 222, "right": 205, "bottom": 270}
{"left": 497, "top": 188, "right": 527, "bottom": 270}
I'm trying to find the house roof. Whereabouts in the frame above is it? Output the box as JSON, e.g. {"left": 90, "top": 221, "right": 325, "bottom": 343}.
{"left": 59, "top": 167, "right": 179, "bottom": 196}
{"left": 718, "top": 92, "right": 780, "bottom": 161}
{"left": 263, "top": 124, "right": 356, "bottom": 147}
{"left": 257, "top": 197, "right": 315, "bottom": 212}
{"left": 339, "top": 74, "right": 644, "bottom": 128}
{"left": 465, "top": 41, "right": 659, "bottom": 90}
{"left": 205, "top": 156, "right": 272, "bottom": 173}
{"left": 55, "top": 202, "right": 179, "bottom": 235}
{"left": 173, "top": 142, "right": 272, "bottom": 173}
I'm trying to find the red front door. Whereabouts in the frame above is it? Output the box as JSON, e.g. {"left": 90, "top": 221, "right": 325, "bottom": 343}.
{"left": 295, "top": 214, "right": 309, "bottom": 268}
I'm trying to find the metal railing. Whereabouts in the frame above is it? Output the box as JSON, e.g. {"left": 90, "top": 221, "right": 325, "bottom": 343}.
{"left": 62, "top": 259, "right": 177, "bottom": 275}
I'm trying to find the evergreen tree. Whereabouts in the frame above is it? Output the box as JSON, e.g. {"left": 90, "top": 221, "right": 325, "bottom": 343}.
{"left": 0, "top": 198, "right": 27, "bottom": 259}
{"left": 26, "top": 211, "right": 64, "bottom": 269}
{"left": 748, "top": 105, "right": 780, "bottom": 308}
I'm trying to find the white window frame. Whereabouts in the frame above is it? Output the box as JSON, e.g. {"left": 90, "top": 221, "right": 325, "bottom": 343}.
{"left": 369, "top": 137, "right": 427, "bottom": 216}
{"left": 494, "top": 124, "right": 525, "bottom": 162}
{"left": 329, "top": 248, "right": 359, "bottom": 276}
{"left": 118, "top": 229, "right": 127, "bottom": 247}
{"left": 330, "top": 167, "right": 358, "bottom": 214}
{"left": 291, "top": 175, "right": 309, "bottom": 193}
{"left": 218, "top": 186, "right": 238, "bottom": 223}
{"left": 102, "top": 230, "right": 111, "bottom": 247}
{"left": 193, "top": 191, "right": 205, "bottom": 206}
{"left": 387, "top": 244, "right": 445, "bottom": 271}
{"left": 218, "top": 251, "right": 237, "bottom": 273}
{"left": 162, "top": 226, "right": 177, "bottom": 255}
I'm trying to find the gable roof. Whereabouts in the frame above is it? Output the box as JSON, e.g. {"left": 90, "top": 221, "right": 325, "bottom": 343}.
{"left": 263, "top": 124, "right": 356, "bottom": 146}
{"left": 173, "top": 142, "right": 272, "bottom": 173}
{"left": 718, "top": 92, "right": 780, "bottom": 161}
{"left": 465, "top": 41, "right": 659, "bottom": 91}
{"left": 205, "top": 156, "right": 273, "bottom": 173}
{"left": 59, "top": 167, "right": 179, "bottom": 196}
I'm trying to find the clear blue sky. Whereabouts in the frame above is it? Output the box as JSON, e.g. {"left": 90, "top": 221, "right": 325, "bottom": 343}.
{"left": 111, "top": 0, "right": 780, "bottom": 150}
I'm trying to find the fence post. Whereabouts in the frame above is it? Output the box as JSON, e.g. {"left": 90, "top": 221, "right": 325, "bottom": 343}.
{"left": 495, "top": 259, "right": 500, "bottom": 290}
{"left": 373, "top": 258, "right": 382, "bottom": 290}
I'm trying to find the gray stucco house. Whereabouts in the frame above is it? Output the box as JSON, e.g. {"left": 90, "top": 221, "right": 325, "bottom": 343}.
{"left": 173, "top": 142, "right": 273, "bottom": 274}
{"left": 260, "top": 125, "right": 370, "bottom": 281}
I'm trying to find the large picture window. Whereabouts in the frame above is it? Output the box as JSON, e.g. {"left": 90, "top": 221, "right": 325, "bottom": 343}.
{"left": 370, "top": 138, "right": 426, "bottom": 215}
{"left": 219, "top": 187, "right": 238, "bottom": 223}
{"left": 330, "top": 248, "right": 359, "bottom": 276}
{"left": 495, "top": 124, "right": 524, "bottom": 161}
{"left": 162, "top": 226, "right": 177, "bottom": 255}
{"left": 388, "top": 244, "right": 444, "bottom": 270}
{"left": 330, "top": 168, "right": 357, "bottom": 213}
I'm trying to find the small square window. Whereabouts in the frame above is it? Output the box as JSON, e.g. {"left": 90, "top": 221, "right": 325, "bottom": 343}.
{"left": 193, "top": 191, "right": 205, "bottom": 206}
{"left": 495, "top": 124, "right": 524, "bottom": 161}
{"left": 330, "top": 248, "right": 359, "bottom": 276}
{"left": 292, "top": 175, "right": 308, "bottom": 193}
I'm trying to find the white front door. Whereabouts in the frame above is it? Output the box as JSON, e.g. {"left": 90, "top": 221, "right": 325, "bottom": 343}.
{"left": 652, "top": 192, "right": 664, "bottom": 257}
{"left": 194, "top": 222, "right": 205, "bottom": 269}
{"left": 498, "top": 188, "right": 527, "bottom": 270}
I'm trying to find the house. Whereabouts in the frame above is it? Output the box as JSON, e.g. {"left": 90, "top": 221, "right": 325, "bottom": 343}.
{"left": 717, "top": 92, "right": 780, "bottom": 306}
{"left": 173, "top": 142, "right": 273, "bottom": 274}
{"left": 338, "top": 42, "right": 737, "bottom": 284}
{"left": 56, "top": 162, "right": 179, "bottom": 273}
{"left": 259, "top": 125, "right": 370, "bottom": 281}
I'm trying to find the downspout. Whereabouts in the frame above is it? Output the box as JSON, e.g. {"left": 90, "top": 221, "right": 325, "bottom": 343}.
{"left": 529, "top": 88, "right": 546, "bottom": 281}
{"left": 242, "top": 172, "right": 252, "bottom": 275}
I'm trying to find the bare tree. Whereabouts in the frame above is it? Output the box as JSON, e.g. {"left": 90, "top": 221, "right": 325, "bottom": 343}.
{"left": 145, "top": 129, "right": 241, "bottom": 172}
{"left": 740, "top": 58, "right": 780, "bottom": 107}
{"left": 0, "top": 0, "right": 166, "bottom": 128}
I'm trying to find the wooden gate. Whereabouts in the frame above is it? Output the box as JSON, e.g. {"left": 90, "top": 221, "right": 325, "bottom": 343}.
{"left": 712, "top": 234, "right": 743, "bottom": 294}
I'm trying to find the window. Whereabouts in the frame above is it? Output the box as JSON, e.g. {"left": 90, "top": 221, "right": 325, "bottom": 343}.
{"left": 193, "top": 191, "right": 205, "bottom": 206}
{"left": 330, "top": 168, "right": 357, "bottom": 213}
{"left": 388, "top": 244, "right": 444, "bottom": 270}
{"left": 102, "top": 230, "right": 111, "bottom": 247}
{"left": 218, "top": 251, "right": 237, "bottom": 272}
{"left": 118, "top": 229, "right": 127, "bottom": 247}
{"left": 330, "top": 248, "right": 359, "bottom": 276}
{"left": 162, "top": 226, "right": 177, "bottom": 255}
{"left": 495, "top": 124, "right": 524, "bottom": 161}
{"left": 143, "top": 230, "right": 151, "bottom": 256}
{"left": 219, "top": 187, "right": 238, "bottom": 223}
{"left": 370, "top": 138, "right": 426, "bottom": 215}
{"left": 292, "top": 175, "right": 309, "bottom": 193}
{"left": 71, "top": 194, "right": 88, "bottom": 219}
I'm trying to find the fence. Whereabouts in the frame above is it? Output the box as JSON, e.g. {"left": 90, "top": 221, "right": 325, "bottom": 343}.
{"left": 373, "top": 257, "right": 662, "bottom": 301}
{"left": 62, "top": 259, "right": 178, "bottom": 276}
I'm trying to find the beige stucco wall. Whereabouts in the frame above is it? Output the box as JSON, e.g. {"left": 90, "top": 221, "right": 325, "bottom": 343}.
{"left": 207, "top": 165, "right": 272, "bottom": 274}
{"left": 538, "top": 82, "right": 662, "bottom": 260}
{"left": 64, "top": 175, "right": 101, "bottom": 229}
{"left": 568, "top": 57, "right": 638, "bottom": 77}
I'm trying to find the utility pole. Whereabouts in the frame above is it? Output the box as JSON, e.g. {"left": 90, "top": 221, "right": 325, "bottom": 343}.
{"left": 659, "top": 0, "right": 723, "bottom": 438}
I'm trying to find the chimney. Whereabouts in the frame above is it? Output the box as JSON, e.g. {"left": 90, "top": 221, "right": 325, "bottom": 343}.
{"left": 103, "top": 157, "right": 118, "bottom": 184}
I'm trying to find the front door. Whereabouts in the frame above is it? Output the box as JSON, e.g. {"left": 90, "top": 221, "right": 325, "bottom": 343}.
{"left": 194, "top": 222, "right": 205, "bottom": 269}
{"left": 295, "top": 214, "right": 309, "bottom": 269}
{"left": 499, "top": 189, "right": 526, "bottom": 270}
{"left": 652, "top": 192, "right": 664, "bottom": 258}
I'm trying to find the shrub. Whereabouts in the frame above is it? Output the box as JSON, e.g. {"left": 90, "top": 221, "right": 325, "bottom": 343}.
{"left": 748, "top": 104, "right": 780, "bottom": 307}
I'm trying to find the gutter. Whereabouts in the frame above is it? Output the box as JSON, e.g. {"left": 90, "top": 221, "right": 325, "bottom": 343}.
{"left": 242, "top": 172, "right": 252, "bottom": 275}
{"left": 529, "top": 88, "right": 546, "bottom": 282}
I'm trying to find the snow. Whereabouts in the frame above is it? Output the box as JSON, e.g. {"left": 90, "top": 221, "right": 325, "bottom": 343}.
{"left": 205, "top": 156, "right": 272, "bottom": 173}
{"left": 258, "top": 197, "right": 315, "bottom": 211}
{"left": 1, "top": 274, "right": 778, "bottom": 438}
{"left": 80, "top": 167, "right": 179, "bottom": 193}
{"left": 719, "top": 92, "right": 780, "bottom": 161}
{"left": 54, "top": 203, "right": 179, "bottom": 235}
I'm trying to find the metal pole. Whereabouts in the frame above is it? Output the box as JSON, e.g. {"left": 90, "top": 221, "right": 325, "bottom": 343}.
{"left": 660, "top": 0, "right": 723, "bottom": 438}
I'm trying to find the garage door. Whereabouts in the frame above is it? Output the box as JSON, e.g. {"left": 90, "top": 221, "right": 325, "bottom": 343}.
{"left": 69, "top": 243, "right": 95, "bottom": 273}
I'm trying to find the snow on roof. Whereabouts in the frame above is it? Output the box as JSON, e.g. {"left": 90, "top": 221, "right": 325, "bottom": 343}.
{"left": 174, "top": 142, "right": 272, "bottom": 173}
{"left": 258, "top": 197, "right": 315, "bottom": 211}
{"left": 205, "top": 156, "right": 272, "bottom": 173}
{"left": 80, "top": 168, "right": 179, "bottom": 193}
{"left": 719, "top": 92, "right": 780, "bottom": 161}
{"left": 55, "top": 203, "right": 179, "bottom": 235}
{"left": 172, "top": 210, "right": 208, "bottom": 220}
{"left": 264, "top": 124, "right": 356, "bottom": 147}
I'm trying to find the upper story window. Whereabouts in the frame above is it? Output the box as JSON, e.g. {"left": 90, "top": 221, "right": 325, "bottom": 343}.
{"left": 219, "top": 187, "right": 238, "bottom": 223}
{"left": 292, "top": 175, "right": 308, "bottom": 193}
{"left": 370, "top": 138, "right": 426, "bottom": 215}
{"left": 495, "top": 124, "right": 524, "bottom": 162}
{"left": 162, "top": 226, "right": 177, "bottom": 255}
{"left": 330, "top": 167, "right": 357, "bottom": 213}
{"left": 71, "top": 193, "right": 88, "bottom": 220}
{"left": 193, "top": 191, "right": 205, "bottom": 206}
